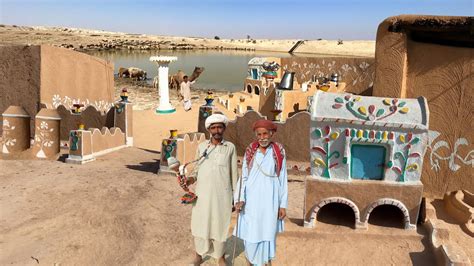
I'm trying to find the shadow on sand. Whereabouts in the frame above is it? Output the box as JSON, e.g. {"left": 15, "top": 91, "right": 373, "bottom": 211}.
{"left": 126, "top": 159, "right": 160, "bottom": 174}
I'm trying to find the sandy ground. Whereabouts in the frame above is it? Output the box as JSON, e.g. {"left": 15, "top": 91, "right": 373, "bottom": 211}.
{"left": 0, "top": 24, "right": 375, "bottom": 57}
{"left": 0, "top": 147, "right": 437, "bottom": 265}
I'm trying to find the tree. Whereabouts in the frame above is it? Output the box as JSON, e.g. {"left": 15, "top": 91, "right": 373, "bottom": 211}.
{"left": 214, "top": 36, "right": 220, "bottom": 40}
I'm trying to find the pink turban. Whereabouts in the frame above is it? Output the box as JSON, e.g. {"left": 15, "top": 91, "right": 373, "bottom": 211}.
{"left": 252, "top": 119, "right": 277, "bottom": 132}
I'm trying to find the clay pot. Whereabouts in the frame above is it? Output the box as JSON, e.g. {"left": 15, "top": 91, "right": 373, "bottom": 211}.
{"left": 170, "top": 129, "right": 178, "bottom": 138}
{"left": 270, "top": 109, "right": 282, "bottom": 121}
{"left": 205, "top": 98, "right": 214, "bottom": 106}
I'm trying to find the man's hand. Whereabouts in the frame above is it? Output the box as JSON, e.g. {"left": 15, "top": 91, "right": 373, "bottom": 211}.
{"left": 186, "top": 176, "right": 196, "bottom": 186}
{"left": 278, "top": 208, "right": 286, "bottom": 220}
{"left": 234, "top": 201, "right": 245, "bottom": 213}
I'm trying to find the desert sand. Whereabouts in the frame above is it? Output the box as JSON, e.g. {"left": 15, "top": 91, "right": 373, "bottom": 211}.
{"left": 0, "top": 24, "right": 375, "bottom": 57}
{"left": 0, "top": 146, "right": 439, "bottom": 265}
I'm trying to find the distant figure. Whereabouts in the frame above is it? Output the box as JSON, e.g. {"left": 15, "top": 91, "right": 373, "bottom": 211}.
{"left": 180, "top": 75, "right": 195, "bottom": 111}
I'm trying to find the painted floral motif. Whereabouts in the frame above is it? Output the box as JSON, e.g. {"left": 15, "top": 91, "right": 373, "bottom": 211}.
{"left": 281, "top": 59, "right": 374, "bottom": 88}
{"left": 311, "top": 125, "right": 341, "bottom": 178}
{"left": 428, "top": 130, "right": 474, "bottom": 172}
{"left": 115, "top": 102, "right": 126, "bottom": 114}
{"left": 69, "top": 131, "right": 81, "bottom": 151}
{"left": 2, "top": 119, "right": 17, "bottom": 153}
{"left": 35, "top": 121, "right": 55, "bottom": 158}
{"left": 162, "top": 139, "right": 177, "bottom": 163}
{"left": 332, "top": 95, "right": 409, "bottom": 121}
{"left": 51, "top": 94, "right": 113, "bottom": 112}
{"left": 390, "top": 133, "right": 421, "bottom": 182}
{"left": 200, "top": 106, "right": 213, "bottom": 119}
{"left": 274, "top": 90, "right": 283, "bottom": 111}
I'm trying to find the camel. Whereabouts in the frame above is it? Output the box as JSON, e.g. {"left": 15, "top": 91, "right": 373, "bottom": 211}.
{"left": 160, "top": 67, "right": 204, "bottom": 90}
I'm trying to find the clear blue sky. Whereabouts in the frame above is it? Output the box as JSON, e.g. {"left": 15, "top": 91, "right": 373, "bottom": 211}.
{"left": 0, "top": 0, "right": 472, "bottom": 40}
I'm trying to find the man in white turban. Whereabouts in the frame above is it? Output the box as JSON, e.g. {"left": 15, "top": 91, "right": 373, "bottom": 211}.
{"left": 187, "top": 113, "right": 238, "bottom": 266}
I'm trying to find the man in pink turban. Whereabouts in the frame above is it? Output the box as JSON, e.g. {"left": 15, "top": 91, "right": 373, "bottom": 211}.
{"left": 234, "top": 119, "right": 288, "bottom": 265}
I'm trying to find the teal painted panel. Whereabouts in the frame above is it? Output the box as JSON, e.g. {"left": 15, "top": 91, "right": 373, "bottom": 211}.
{"left": 251, "top": 69, "right": 258, "bottom": 79}
{"left": 351, "top": 144, "right": 386, "bottom": 180}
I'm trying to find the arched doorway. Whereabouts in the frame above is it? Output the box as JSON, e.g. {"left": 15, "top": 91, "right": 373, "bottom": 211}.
{"left": 307, "top": 197, "right": 361, "bottom": 228}
{"left": 254, "top": 86, "right": 260, "bottom": 95}
{"left": 363, "top": 198, "right": 413, "bottom": 229}
{"left": 366, "top": 205, "right": 406, "bottom": 229}
{"left": 246, "top": 84, "right": 252, "bottom": 94}
{"left": 317, "top": 203, "right": 356, "bottom": 228}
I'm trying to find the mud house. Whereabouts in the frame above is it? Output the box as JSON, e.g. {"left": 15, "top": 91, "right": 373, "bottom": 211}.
{"left": 304, "top": 91, "right": 430, "bottom": 230}
{"left": 0, "top": 45, "right": 115, "bottom": 137}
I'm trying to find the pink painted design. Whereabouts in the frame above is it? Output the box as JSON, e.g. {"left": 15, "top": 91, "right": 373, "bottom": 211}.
{"left": 345, "top": 128, "right": 350, "bottom": 136}
{"left": 368, "top": 105, "right": 375, "bottom": 114}
{"left": 332, "top": 103, "right": 343, "bottom": 109}
{"left": 388, "top": 132, "right": 394, "bottom": 139}
{"left": 324, "top": 125, "right": 331, "bottom": 135}
{"left": 392, "top": 166, "right": 402, "bottom": 175}
{"left": 329, "top": 162, "right": 339, "bottom": 169}
{"left": 407, "top": 132, "right": 413, "bottom": 142}
{"left": 409, "top": 152, "right": 421, "bottom": 158}
{"left": 312, "top": 146, "right": 327, "bottom": 155}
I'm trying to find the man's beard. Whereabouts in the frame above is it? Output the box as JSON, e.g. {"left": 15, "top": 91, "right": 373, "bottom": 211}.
{"left": 258, "top": 139, "right": 270, "bottom": 147}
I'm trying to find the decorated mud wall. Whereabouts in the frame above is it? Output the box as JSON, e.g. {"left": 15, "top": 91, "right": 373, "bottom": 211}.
{"left": 40, "top": 45, "right": 115, "bottom": 111}
{"left": 57, "top": 105, "right": 115, "bottom": 141}
{"left": 67, "top": 127, "right": 126, "bottom": 164}
{"left": 2, "top": 107, "right": 62, "bottom": 159}
{"left": 0, "top": 45, "right": 41, "bottom": 137}
{"left": 0, "top": 45, "right": 115, "bottom": 137}
{"left": 279, "top": 57, "right": 375, "bottom": 95}
{"left": 66, "top": 102, "right": 133, "bottom": 164}
{"left": 223, "top": 111, "right": 311, "bottom": 162}
{"left": 372, "top": 15, "right": 473, "bottom": 197}
{"left": 159, "top": 132, "right": 206, "bottom": 171}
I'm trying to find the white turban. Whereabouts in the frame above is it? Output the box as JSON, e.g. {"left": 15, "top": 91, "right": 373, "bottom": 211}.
{"left": 205, "top": 113, "right": 228, "bottom": 129}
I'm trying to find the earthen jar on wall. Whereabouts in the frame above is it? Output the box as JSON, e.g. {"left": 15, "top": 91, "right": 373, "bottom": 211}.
{"left": 34, "top": 109, "right": 61, "bottom": 158}
{"left": 2, "top": 106, "right": 31, "bottom": 154}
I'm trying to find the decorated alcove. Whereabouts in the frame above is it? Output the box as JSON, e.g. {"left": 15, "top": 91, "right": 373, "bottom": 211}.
{"left": 304, "top": 91, "right": 429, "bottom": 230}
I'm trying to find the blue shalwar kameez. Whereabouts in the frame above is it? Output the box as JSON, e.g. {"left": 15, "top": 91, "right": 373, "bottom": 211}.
{"left": 234, "top": 146, "right": 288, "bottom": 265}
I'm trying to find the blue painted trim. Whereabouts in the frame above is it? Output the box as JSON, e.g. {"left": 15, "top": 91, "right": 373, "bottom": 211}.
{"left": 156, "top": 108, "right": 176, "bottom": 114}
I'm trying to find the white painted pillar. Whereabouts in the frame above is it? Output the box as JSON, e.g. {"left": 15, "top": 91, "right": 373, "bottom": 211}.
{"left": 150, "top": 56, "right": 178, "bottom": 114}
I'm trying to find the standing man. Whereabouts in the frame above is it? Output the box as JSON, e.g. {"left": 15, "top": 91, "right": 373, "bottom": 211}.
{"left": 234, "top": 119, "right": 288, "bottom": 266}
{"left": 180, "top": 75, "right": 195, "bottom": 111}
{"left": 187, "top": 113, "right": 238, "bottom": 266}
